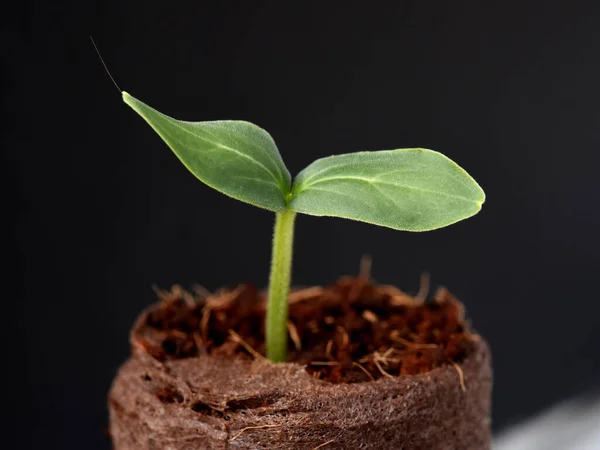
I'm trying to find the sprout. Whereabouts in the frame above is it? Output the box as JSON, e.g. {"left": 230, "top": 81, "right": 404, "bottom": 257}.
{"left": 122, "top": 92, "right": 485, "bottom": 362}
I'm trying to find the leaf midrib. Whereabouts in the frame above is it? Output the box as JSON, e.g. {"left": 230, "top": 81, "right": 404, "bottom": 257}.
{"left": 166, "top": 119, "right": 283, "bottom": 186}
{"left": 196, "top": 123, "right": 288, "bottom": 184}
{"left": 295, "top": 175, "right": 482, "bottom": 204}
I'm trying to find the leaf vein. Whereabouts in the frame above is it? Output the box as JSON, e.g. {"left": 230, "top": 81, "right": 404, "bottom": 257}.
{"left": 197, "top": 124, "right": 287, "bottom": 183}
{"left": 168, "top": 120, "right": 281, "bottom": 184}
{"left": 299, "top": 176, "right": 480, "bottom": 203}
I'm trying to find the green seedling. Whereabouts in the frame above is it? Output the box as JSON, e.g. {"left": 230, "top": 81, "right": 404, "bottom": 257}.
{"left": 122, "top": 92, "right": 485, "bottom": 362}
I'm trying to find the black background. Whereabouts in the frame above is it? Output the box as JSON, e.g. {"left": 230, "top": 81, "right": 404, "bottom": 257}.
{"left": 5, "top": 1, "right": 600, "bottom": 448}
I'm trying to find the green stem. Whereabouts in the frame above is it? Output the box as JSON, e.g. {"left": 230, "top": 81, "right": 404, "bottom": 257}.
{"left": 266, "top": 209, "right": 297, "bottom": 362}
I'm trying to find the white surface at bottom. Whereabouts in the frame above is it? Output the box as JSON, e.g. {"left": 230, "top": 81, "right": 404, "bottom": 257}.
{"left": 494, "top": 397, "right": 600, "bottom": 450}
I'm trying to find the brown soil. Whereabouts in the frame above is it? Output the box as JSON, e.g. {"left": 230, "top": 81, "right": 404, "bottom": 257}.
{"left": 110, "top": 276, "right": 493, "bottom": 449}
{"left": 137, "top": 276, "right": 476, "bottom": 383}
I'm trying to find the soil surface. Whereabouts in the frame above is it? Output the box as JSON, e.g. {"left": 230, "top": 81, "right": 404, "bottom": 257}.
{"left": 110, "top": 276, "right": 492, "bottom": 449}
{"left": 138, "top": 276, "right": 477, "bottom": 383}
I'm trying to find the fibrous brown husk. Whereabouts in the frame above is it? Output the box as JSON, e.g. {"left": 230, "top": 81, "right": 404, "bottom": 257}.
{"left": 109, "top": 277, "right": 492, "bottom": 449}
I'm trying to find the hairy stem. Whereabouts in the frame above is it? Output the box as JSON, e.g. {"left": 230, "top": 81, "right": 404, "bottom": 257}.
{"left": 266, "top": 210, "right": 297, "bottom": 362}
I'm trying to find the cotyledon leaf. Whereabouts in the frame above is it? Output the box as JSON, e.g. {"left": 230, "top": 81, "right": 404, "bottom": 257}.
{"left": 122, "top": 92, "right": 291, "bottom": 212}
{"left": 289, "top": 149, "right": 485, "bottom": 231}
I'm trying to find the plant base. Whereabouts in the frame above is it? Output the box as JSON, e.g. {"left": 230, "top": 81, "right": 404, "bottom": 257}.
{"left": 109, "top": 277, "right": 492, "bottom": 449}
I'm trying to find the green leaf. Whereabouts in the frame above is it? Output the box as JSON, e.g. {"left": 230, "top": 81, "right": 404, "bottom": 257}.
{"left": 122, "top": 92, "right": 291, "bottom": 212}
{"left": 289, "top": 149, "right": 485, "bottom": 231}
